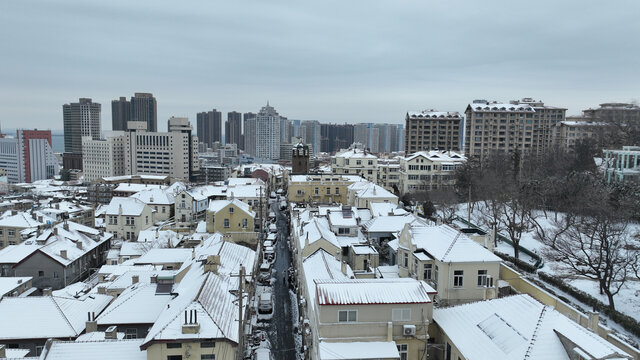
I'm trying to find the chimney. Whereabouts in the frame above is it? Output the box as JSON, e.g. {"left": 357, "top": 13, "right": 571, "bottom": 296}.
{"left": 182, "top": 309, "right": 200, "bottom": 334}
{"left": 486, "top": 230, "right": 495, "bottom": 252}
{"left": 132, "top": 275, "right": 139, "bottom": 284}
{"left": 97, "top": 286, "right": 106, "bottom": 294}
{"left": 76, "top": 241, "right": 83, "bottom": 250}
{"left": 387, "top": 321, "right": 393, "bottom": 342}
{"left": 150, "top": 275, "right": 158, "bottom": 283}
{"left": 105, "top": 325, "right": 118, "bottom": 339}
{"left": 204, "top": 255, "right": 221, "bottom": 274}
{"left": 0, "top": 344, "right": 5, "bottom": 358}
{"left": 60, "top": 250, "right": 67, "bottom": 259}
{"left": 42, "top": 287, "right": 53, "bottom": 296}
{"left": 341, "top": 261, "right": 347, "bottom": 276}
{"left": 31, "top": 212, "right": 37, "bottom": 220}
{"left": 38, "top": 216, "right": 43, "bottom": 223}
{"left": 53, "top": 227, "right": 58, "bottom": 236}
{"left": 86, "top": 312, "right": 97, "bottom": 333}
{"left": 63, "top": 223, "right": 69, "bottom": 231}
{"left": 304, "top": 232, "right": 309, "bottom": 248}
{"left": 587, "top": 311, "right": 599, "bottom": 332}
{"left": 118, "top": 204, "right": 123, "bottom": 215}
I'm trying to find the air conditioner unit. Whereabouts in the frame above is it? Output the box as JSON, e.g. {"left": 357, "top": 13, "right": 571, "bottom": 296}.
{"left": 403, "top": 325, "right": 416, "bottom": 336}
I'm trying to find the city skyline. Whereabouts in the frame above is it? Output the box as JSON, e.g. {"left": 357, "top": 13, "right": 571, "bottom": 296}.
{"left": 1, "top": 0, "right": 639, "bottom": 130}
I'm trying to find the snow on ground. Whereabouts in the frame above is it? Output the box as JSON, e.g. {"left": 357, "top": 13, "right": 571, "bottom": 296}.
{"left": 453, "top": 202, "right": 640, "bottom": 326}
{"left": 290, "top": 289, "right": 304, "bottom": 360}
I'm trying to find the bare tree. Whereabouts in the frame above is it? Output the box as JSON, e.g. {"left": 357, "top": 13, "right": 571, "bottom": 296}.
{"left": 428, "top": 188, "right": 460, "bottom": 224}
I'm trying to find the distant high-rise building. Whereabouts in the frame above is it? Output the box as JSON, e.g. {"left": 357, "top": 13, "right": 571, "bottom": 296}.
{"left": 280, "top": 118, "right": 292, "bottom": 143}
{"left": 130, "top": 93, "right": 157, "bottom": 132}
{"left": 0, "top": 129, "right": 58, "bottom": 183}
{"left": 320, "top": 123, "right": 354, "bottom": 153}
{"left": 111, "top": 97, "right": 131, "bottom": 131}
{"left": 197, "top": 109, "right": 222, "bottom": 149}
{"left": 405, "top": 110, "right": 462, "bottom": 155}
{"left": 63, "top": 98, "right": 101, "bottom": 170}
{"left": 243, "top": 112, "right": 257, "bottom": 155}
{"left": 255, "top": 103, "right": 281, "bottom": 160}
{"left": 464, "top": 98, "right": 566, "bottom": 159}
{"left": 225, "top": 111, "right": 242, "bottom": 147}
{"left": 298, "top": 120, "right": 320, "bottom": 155}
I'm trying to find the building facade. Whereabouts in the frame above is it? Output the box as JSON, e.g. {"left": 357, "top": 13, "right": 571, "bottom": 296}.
{"left": 63, "top": 98, "right": 101, "bottom": 170}
{"left": 398, "top": 151, "right": 466, "bottom": 194}
{"left": 82, "top": 134, "right": 127, "bottom": 182}
{"left": 405, "top": 110, "right": 461, "bottom": 154}
{"left": 225, "top": 111, "right": 242, "bottom": 147}
{"left": 331, "top": 147, "right": 379, "bottom": 182}
{"left": 197, "top": 109, "right": 222, "bottom": 149}
{"left": 130, "top": 93, "right": 157, "bottom": 132}
{"left": 254, "top": 103, "right": 281, "bottom": 160}
{"left": 111, "top": 97, "right": 131, "bottom": 131}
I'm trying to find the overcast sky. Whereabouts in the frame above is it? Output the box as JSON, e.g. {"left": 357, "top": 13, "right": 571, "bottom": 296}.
{"left": 1, "top": 0, "right": 639, "bottom": 132}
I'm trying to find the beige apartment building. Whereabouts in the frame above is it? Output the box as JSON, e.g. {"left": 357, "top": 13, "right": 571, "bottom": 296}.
{"left": 398, "top": 150, "right": 466, "bottom": 194}
{"left": 288, "top": 174, "right": 364, "bottom": 204}
{"left": 552, "top": 117, "right": 608, "bottom": 153}
{"left": 377, "top": 157, "right": 401, "bottom": 192}
{"left": 104, "top": 197, "right": 155, "bottom": 240}
{"left": 205, "top": 199, "right": 257, "bottom": 245}
{"left": 331, "top": 147, "right": 379, "bottom": 182}
{"left": 82, "top": 134, "right": 127, "bottom": 182}
{"left": 405, "top": 110, "right": 462, "bottom": 155}
{"left": 464, "top": 98, "right": 566, "bottom": 159}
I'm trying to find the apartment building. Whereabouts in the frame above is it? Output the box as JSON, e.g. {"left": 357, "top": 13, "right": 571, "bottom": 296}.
{"left": 288, "top": 174, "right": 365, "bottom": 204}
{"left": 552, "top": 117, "right": 608, "bottom": 153}
{"left": 197, "top": 109, "right": 222, "bottom": 149}
{"left": 377, "top": 157, "right": 401, "bottom": 192}
{"left": 82, "top": 134, "right": 127, "bottom": 182}
{"left": 105, "top": 197, "right": 155, "bottom": 240}
{"left": 331, "top": 146, "right": 378, "bottom": 182}
{"left": 583, "top": 102, "right": 640, "bottom": 147}
{"left": 398, "top": 150, "right": 466, "bottom": 194}
{"left": 464, "top": 98, "right": 566, "bottom": 159}
{"left": 405, "top": 110, "right": 462, "bottom": 154}
{"left": 63, "top": 98, "right": 101, "bottom": 170}
{"left": 0, "top": 212, "right": 47, "bottom": 249}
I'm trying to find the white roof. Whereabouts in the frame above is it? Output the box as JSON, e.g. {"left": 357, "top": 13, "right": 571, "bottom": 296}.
{"left": 302, "top": 249, "right": 354, "bottom": 312}
{"left": 363, "top": 214, "right": 424, "bottom": 233}
{"left": 299, "top": 218, "right": 341, "bottom": 251}
{"left": 369, "top": 202, "right": 407, "bottom": 217}
{"left": 4, "top": 348, "right": 31, "bottom": 358}
{"left": 315, "top": 278, "right": 435, "bottom": 306}
{"left": 328, "top": 209, "right": 357, "bottom": 227}
{"left": 404, "top": 150, "right": 466, "bottom": 163}
{"left": 75, "top": 331, "right": 125, "bottom": 341}
{"left": 0, "top": 277, "right": 31, "bottom": 298}
{"left": 208, "top": 198, "right": 255, "bottom": 217}
{"left": 408, "top": 224, "right": 501, "bottom": 263}
{"left": 433, "top": 294, "right": 630, "bottom": 360}
{"left": 186, "top": 185, "right": 226, "bottom": 201}
{"left": 350, "top": 182, "right": 397, "bottom": 200}
{"left": 41, "top": 339, "right": 146, "bottom": 360}
{"left": 319, "top": 341, "right": 400, "bottom": 360}
{"left": 226, "top": 184, "right": 264, "bottom": 199}
{"left": 0, "top": 294, "right": 112, "bottom": 340}
{"left": 97, "top": 284, "right": 172, "bottom": 325}
{"left": 0, "top": 212, "right": 45, "bottom": 228}
{"left": 105, "top": 197, "right": 149, "bottom": 216}
{"left": 130, "top": 188, "right": 175, "bottom": 205}
{"left": 0, "top": 244, "right": 40, "bottom": 264}
{"left": 133, "top": 248, "right": 192, "bottom": 265}
{"left": 34, "top": 222, "right": 112, "bottom": 267}
{"left": 136, "top": 229, "right": 182, "bottom": 248}
{"left": 114, "top": 183, "right": 165, "bottom": 193}
{"left": 468, "top": 102, "right": 535, "bottom": 112}
{"left": 351, "top": 244, "right": 378, "bottom": 255}
{"left": 408, "top": 110, "right": 461, "bottom": 119}
{"left": 334, "top": 148, "right": 378, "bottom": 159}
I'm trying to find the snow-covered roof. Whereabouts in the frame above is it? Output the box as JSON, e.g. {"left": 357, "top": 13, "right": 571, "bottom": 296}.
{"left": 468, "top": 102, "right": 535, "bottom": 112}
{"left": 351, "top": 244, "right": 378, "bottom": 255}
{"left": 315, "top": 278, "right": 435, "bottom": 306}
{"left": 75, "top": 331, "right": 125, "bottom": 341}
{"left": 226, "top": 184, "right": 264, "bottom": 199}
{"left": 105, "top": 197, "right": 149, "bottom": 216}
{"left": 208, "top": 198, "right": 254, "bottom": 217}
{"left": 104, "top": 174, "right": 168, "bottom": 182}
{"left": 302, "top": 249, "right": 354, "bottom": 312}
{"left": 408, "top": 224, "right": 501, "bottom": 263}
{"left": 0, "top": 277, "right": 31, "bottom": 298}
{"left": 433, "top": 294, "right": 630, "bottom": 360}
{"left": 31, "top": 222, "right": 112, "bottom": 267}
{"left": 327, "top": 209, "right": 357, "bottom": 227}
{"left": 407, "top": 110, "right": 461, "bottom": 119}
{"left": 186, "top": 185, "right": 226, "bottom": 201}
{"left": 0, "top": 294, "right": 112, "bottom": 340}
{"left": 4, "top": 348, "right": 31, "bottom": 358}
{"left": 136, "top": 229, "right": 182, "bottom": 248}
{"left": 41, "top": 339, "right": 146, "bottom": 360}
{"left": 404, "top": 150, "right": 466, "bottom": 163}
{"left": 363, "top": 214, "right": 424, "bottom": 234}
{"left": 130, "top": 188, "right": 175, "bottom": 205}
{"left": 114, "top": 183, "right": 165, "bottom": 194}
{"left": 334, "top": 148, "right": 378, "bottom": 159}
{"left": 349, "top": 182, "right": 397, "bottom": 200}
{"left": 319, "top": 341, "right": 400, "bottom": 360}
{"left": 0, "top": 244, "right": 40, "bottom": 264}
{"left": 369, "top": 202, "right": 407, "bottom": 217}
{"left": 0, "top": 212, "right": 45, "bottom": 228}
{"left": 97, "top": 284, "right": 172, "bottom": 325}
{"left": 299, "top": 218, "right": 340, "bottom": 251}
{"left": 133, "top": 248, "right": 192, "bottom": 265}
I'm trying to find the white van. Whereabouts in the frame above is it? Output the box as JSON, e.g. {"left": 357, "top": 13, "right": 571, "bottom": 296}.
{"left": 258, "top": 292, "right": 273, "bottom": 314}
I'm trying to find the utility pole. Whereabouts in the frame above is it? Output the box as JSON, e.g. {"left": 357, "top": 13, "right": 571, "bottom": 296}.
{"left": 234, "top": 264, "right": 245, "bottom": 360}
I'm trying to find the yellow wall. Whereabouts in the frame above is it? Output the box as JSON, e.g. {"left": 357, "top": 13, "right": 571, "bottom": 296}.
{"left": 206, "top": 202, "right": 255, "bottom": 234}
{"left": 288, "top": 176, "right": 353, "bottom": 204}
{"left": 145, "top": 341, "right": 235, "bottom": 360}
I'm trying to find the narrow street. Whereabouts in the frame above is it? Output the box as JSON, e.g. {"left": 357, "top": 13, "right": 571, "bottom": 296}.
{"left": 267, "top": 201, "right": 297, "bottom": 360}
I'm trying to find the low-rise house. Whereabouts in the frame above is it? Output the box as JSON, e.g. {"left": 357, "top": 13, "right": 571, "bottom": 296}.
{"left": 0, "top": 245, "right": 40, "bottom": 277}
{"left": 288, "top": 174, "right": 363, "bottom": 205}
{"left": 331, "top": 146, "right": 379, "bottom": 183}
{"left": 175, "top": 186, "right": 226, "bottom": 227}
{"left": 12, "top": 222, "right": 113, "bottom": 290}
{"left": 39, "top": 338, "right": 146, "bottom": 360}
{"left": 398, "top": 151, "right": 466, "bottom": 195}
{"left": 397, "top": 223, "right": 501, "bottom": 305}
{"left": 206, "top": 199, "right": 257, "bottom": 246}
{"left": 105, "top": 197, "right": 155, "bottom": 240}
{"left": 312, "top": 278, "right": 436, "bottom": 360}
{"left": 326, "top": 207, "right": 359, "bottom": 237}
{"left": 130, "top": 188, "right": 175, "bottom": 223}
{"left": 0, "top": 277, "right": 33, "bottom": 299}
{"left": 0, "top": 293, "right": 112, "bottom": 356}
{"left": 112, "top": 183, "right": 166, "bottom": 198}
{"left": 348, "top": 182, "right": 398, "bottom": 208}
{"left": 431, "top": 294, "right": 632, "bottom": 360}
{"left": 297, "top": 217, "right": 341, "bottom": 261}
{"left": 38, "top": 201, "right": 94, "bottom": 228}
{"left": 0, "top": 212, "right": 46, "bottom": 250}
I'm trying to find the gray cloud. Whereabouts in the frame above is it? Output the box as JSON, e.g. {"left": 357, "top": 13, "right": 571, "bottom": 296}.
{"left": 0, "top": 0, "right": 639, "bottom": 131}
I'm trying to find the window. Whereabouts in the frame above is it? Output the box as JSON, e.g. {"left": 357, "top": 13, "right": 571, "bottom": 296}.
{"left": 338, "top": 310, "right": 357, "bottom": 322}
{"left": 403, "top": 252, "right": 408, "bottom": 268}
{"left": 38, "top": 270, "right": 44, "bottom": 277}
{"left": 453, "top": 270, "right": 464, "bottom": 288}
{"left": 125, "top": 216, "right": 135, "bottom": 226}
{"left": 368, "top": 160, "right": 373, "bottom": 165}
{"left": 392, "top": 308, "right": 411, "bottom": 322}
{"left": 201, "top": 355, "right": 215, "bottom": 360}
{"left": 166, "top": 343, "right": 182, "bottom": 349}
{"left": 477, "top": 270, "right": 488, "bottom": 287}
{"left": 338, "top": 228, "right": 349, "bottom": 235}
{"left": 397, "top": 344, "right": 408, "bottom": 360}
{"left": 335, "top": 187, "right": 340, "bottom": 195}
{"left": 201, "top": 342, "right": 215, "bottom": 348}
{"left": 162, "top": 206, "right": 166, "bottom": 213}
{"left": 229, "top": 207, "right": 234, "bottom": 213}
{"left": 242, "top": 219, "right": 248, "bottom": 228}
{"left": 423, "top": 263, "right": 432, "bottom": 280}
{"left": 223, "top": 219, "right": 230, "bottom": 228}
{"left": 8, "top": 229, "right": 15, "bottom": 237}
{"left": 167, "top": 356, "right": 182, "bottom": 360}
{"left": 145, "top": 216, "right": 149, "bottom": 225}
{"left": 0, "top": 229, "right": 3, "bottom": 235}
{"left": 125, "top": 328, "right": 137, "bottom": 339}
{"left": 326, "top": 187, "right": 331, "bottom": 195}
{"left": 356, "top": 160, "right": 362, "bottom": 165}
{"left": 314, "top": 187, "right": 319, "bottom": 195}
{"left": 434, "top": 265, "right": 439, "bottom": 284}
{"left": 53, "top": 272, "right": 59, "bottom": 278}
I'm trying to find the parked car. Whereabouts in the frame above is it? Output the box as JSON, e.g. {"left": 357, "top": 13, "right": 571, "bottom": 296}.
{"left": 268, "top": 223, "right": 277, "bottom": 233}
{"left": 253, "top": 348, "right": 273, "bottom": 360}
{"left": 258, "top": 262, "right": 271, "bottom": 284}
{"left": 264, "top": 247, "right": 275, "bottom": 263}
{"left": 258, "top": 292, "right": 273, "bottom": 314}
{"left": 279, "top": 200, "right": 286, "bottom": 210}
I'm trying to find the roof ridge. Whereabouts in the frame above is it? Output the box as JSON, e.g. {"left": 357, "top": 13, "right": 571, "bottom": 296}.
{"left": 523, "top": 305, "right": 548, "bottom": 359}
{"left": 320, "top": 250, "right": 334, "bottom": 280}
{"left": 440, "top": 230, "right": 462, "bottom": 261}
{"left": 49, "top": 296, "right": 80, "bottom": 335}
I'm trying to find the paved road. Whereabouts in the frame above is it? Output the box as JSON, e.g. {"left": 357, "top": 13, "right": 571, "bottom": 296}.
{"left": 267, "top": 201, "right": 297, "bottom": 359}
